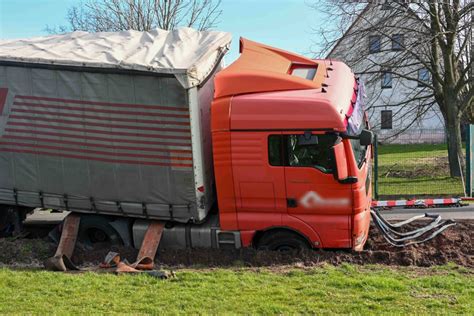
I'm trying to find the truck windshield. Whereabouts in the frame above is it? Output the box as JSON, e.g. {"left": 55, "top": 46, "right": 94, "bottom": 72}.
{"left": 349, "top": 121, "right": 368, "bottom": 167}
{"left": 347, "top": 80, "right": 368, "bottom": 167}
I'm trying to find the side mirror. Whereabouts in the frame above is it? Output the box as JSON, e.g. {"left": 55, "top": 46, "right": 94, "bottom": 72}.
{"left": 359, "top": 129, "right": 374, "bottom": 146}
{"left": 332, "top": 141, "right": 358, "bottom": 184}
{"left": 332, "top": 142, "right": 348, "bottom": 180}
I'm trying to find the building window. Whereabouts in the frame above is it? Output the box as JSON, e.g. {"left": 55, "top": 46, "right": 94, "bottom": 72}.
{"left": 391, "top": 34, "right": 404, "bottom": 51}
{"left": 418, "top": 68, "right": 430, "bottom": 86}
{"left": 381, "top": 70, "right": 392, "bottom": 89}
{"left": 381, "top": 110, "right": 393, "bottom": 129}
{"left": 369, "top": 35, "right": 382, "bottom": 53}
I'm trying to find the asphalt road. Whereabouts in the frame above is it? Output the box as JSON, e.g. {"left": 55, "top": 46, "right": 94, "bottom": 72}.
{"left": 24, "top": 204, "right": 474, "bottom": 227}
{"left": 379, "top": 204, "right": 474, "bottom": 220}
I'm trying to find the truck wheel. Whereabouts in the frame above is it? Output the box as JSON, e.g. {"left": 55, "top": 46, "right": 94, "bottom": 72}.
{"left": 77, "top": 215, "right": 123, "bottom": 247}
{"left": 257, "top": 230, "right": 310, "bottom": 251}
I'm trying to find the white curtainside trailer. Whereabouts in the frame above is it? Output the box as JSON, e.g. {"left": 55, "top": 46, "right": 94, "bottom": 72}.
{"left": 0, "top": 28, "right": 231, "bottom": 223}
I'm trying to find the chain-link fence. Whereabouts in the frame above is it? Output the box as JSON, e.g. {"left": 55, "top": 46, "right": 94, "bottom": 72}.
{"left": 373, "top": 128, "right": 471, "bottom": 200}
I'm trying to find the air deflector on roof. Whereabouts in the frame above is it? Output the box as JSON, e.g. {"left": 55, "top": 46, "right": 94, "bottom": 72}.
{"left": 214, "top": 38, "right": 327, "bottom": 98}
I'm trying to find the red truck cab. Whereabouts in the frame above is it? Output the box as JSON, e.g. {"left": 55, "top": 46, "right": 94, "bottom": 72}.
{"left": 211, "top": 38, "right": 372, "bottom": 251}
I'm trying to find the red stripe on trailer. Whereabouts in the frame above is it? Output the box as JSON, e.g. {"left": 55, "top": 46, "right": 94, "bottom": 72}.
{"left": 9, "top": 115, "right": 191, "bottom": 133}
{"left": 4, "top": 128, "right": 192, "bottom": 146}
{"left": 13, "top": 102, "right": 189, "bottom": 119}
{"left": 2, "top": 135, "right": 192, "bottom": 154}
{"left": 11, "top": 108, "right": 190, "bottom": 126}
{"left": 0, "top": 141, "right": 193, "bottom": 161}
{"left": 0, "top": 88, "right": 8, "bottom": 114}
{"left": 0, "top": 142, "right": 193, "bottom": 162}
{"left": 15, "top": 95, "right": 189, "bottom": 112}
{"left": 6, "top": 122, "right": 191, "bottom": 140}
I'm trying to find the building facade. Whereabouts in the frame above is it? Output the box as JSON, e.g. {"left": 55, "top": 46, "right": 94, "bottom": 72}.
{"left": 328, "top": 4, "right": 446, "bottom": 144}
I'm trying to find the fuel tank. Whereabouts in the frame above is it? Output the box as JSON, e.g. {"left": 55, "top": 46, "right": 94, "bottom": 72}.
{"left": 132, "top": 213, "right": 241, "bottom": 249}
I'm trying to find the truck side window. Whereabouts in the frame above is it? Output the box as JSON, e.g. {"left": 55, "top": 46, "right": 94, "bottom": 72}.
{"left": 350, "top": 138, "right": 367, "bottom": 168}
{"left": 268, "top": 134, "right": 337, "bottom": 172}
{"left": 348, "top": 118, "right": 369, "bottom": 169}
{"left": 286, "top": 134, "right": 336, "bottom": 173}
{"left": 268, "top": 135, "right": 283, "bottom": 166}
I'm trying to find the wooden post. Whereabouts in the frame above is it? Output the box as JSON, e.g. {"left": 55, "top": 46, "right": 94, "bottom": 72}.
{"left": 373, "top": 134, "right": 379, "bottom": 200}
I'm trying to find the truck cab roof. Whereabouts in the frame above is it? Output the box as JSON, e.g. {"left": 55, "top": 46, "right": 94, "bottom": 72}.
{"left": 213, "top": 38, "right": 357, "bottom": 132}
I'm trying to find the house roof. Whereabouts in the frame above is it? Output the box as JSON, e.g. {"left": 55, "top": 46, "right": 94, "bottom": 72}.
{"left": 326, "top": 3, "right": 426, "bottom": 58}
{"left": 326, "top": 5, "right": 370, "bottom": 58}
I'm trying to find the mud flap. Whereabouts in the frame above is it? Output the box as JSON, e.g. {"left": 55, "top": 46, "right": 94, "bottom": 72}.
{"left": 44, "top": 213, "right": 81, "bottom": 271}
{"left": 370, "top": 210, "right": 456, "bottom": 247}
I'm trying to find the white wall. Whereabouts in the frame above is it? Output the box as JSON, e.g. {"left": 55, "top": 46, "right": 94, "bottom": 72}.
{"left": 329, "top": 5, "right": 446, "bottom": 144}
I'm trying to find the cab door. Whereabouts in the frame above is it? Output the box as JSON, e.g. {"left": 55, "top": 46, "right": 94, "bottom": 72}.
{"left": 231, "top": 131, "right": 287, "bottom": 231}
{"left": 281, "top": 132, "right": 352, "bottom": 248}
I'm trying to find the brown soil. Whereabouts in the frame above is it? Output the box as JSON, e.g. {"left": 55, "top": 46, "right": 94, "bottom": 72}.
{"left": 0, "top": 220, "right": 472, "bottom": 269}
{"left": 382, "top": 157, "right": 450, "bottom": 178}
{"left": 155, "top": 221, "right": 473, "bottom": 268}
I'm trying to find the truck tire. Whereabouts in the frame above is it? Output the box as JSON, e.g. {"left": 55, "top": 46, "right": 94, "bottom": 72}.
{"left": 77, "top": 215, "right": 123, "bottom": 247}
{"left": 257, "top": 230, "right": 310, "bottom": 251}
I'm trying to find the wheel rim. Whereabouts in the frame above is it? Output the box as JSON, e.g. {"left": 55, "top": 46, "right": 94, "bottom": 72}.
{"left": 276, "top": 244, "right": 297, "bottom": 252}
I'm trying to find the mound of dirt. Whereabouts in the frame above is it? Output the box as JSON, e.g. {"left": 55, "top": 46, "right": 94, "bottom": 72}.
{"left": 381, "top": 157, "right": 450, "bottom": 179}
{"left": 0, "top": 237, "right": 55, "bottom": 268}
{"left": 0, "top": 220, "right": 472, "bottom": 269}
{"left": 156, "top": 221, "right": 473, "bottom": 268}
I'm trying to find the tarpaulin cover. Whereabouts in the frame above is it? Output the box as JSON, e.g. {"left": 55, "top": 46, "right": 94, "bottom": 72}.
{"left": 0, "top": 28, "right": 231, "bottom": 88}
{"left": 0, "top": 28, "right": 226, "bottom": 222}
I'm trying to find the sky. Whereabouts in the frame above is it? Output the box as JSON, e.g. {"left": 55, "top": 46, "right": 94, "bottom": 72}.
{"left": 0, "top": 0, "right": 324, "bottom": 63}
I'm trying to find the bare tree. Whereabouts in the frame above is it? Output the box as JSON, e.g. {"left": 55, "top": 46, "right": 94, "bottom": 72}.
{"left": 310, "top": 1, "right": 473, "bottom": 177}
{"left": 46, "top": 0, "right": 222, "bottom": 33}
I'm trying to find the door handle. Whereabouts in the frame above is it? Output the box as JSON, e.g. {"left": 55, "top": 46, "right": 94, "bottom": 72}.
{"left": 287, "top": 198, "right": 297, "bottom": 208}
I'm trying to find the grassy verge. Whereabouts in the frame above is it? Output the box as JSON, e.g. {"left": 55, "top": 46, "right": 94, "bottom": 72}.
{"left": 378, "top": 176, "right": 463, "bottom": 196}
{"left": 0, "top": 264, "right": 472, "bottom": 314}
{"left": 377, "top": 143, "right": 464, "bottom": 197}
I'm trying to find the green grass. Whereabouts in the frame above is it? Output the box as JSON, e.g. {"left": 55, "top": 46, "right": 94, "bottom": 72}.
{"left": 0, "top": 265, "right": 472, "bottom": 314}
{"left": 378, "top": 143, "right": 451, "bottom": 156}
{"left": 376, "top": 144, "right": 464, "bottom": 198}
{"left": 378, "top": 177, "right": 464, "bottom": 196}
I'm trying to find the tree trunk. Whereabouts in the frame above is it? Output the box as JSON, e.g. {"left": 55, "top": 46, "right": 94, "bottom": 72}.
{"left": 445, "top": 116, "right": 464, "bottom": 178}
